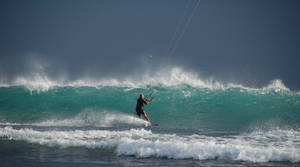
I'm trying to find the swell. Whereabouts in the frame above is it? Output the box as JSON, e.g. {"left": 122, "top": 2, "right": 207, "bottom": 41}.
{"left": 0, "top": 85, "right": 299, "bottom": 131}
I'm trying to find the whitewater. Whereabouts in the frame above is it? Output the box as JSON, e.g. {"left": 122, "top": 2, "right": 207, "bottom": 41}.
{"left": 1, "top": 67, "right": 300, "bottom": 166}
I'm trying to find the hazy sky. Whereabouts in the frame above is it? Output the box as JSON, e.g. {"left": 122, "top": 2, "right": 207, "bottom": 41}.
{"left": 1, "top": 0, "right": 299, "bottom": 89}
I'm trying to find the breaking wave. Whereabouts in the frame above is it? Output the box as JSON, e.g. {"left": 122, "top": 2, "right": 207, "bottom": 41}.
{"left": 0, "top": 67, "right": 293, "bottom": 93}
{"left": 0, "top": 126, "right": 299, "bottom": 163}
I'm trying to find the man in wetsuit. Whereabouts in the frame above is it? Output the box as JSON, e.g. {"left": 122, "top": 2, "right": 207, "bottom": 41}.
{"left": 136, "top": 94, "right": 151, "bottom": 123}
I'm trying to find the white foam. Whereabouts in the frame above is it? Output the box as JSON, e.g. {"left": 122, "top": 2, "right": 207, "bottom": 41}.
{"left": 262, "top": 79, "right": 290, "bottom": 92}
{"left": 1, "top": 67, "right": 224, "bottom": 91}
{"left": 0, "top": 126, "right": 299, "bottom": 163}
{"left": 13, "top": 74, "right": 59, "bottom": 93}
{"left": 36, "top": 110, "right": 148, "bottom": 127}
{"left": 0, "top": 82, "right": 10, "bottom": 88}
{"left": 0, "top": 67, "right": 294, "bottom": 93}
{"left": 0, "top": 110, "right": 149, "bottom": 127}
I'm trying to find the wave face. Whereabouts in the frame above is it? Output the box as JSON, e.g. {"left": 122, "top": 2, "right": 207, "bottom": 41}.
{"left": 0, "top": 73, "right": 300, "bottom": 131}
{"left": 1, "top": 68, "right": 300, "bottom": 163}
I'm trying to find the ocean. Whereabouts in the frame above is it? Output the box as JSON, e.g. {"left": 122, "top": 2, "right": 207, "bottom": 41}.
{"left": 0, "top": 68, "right": 300, "bottom": 166}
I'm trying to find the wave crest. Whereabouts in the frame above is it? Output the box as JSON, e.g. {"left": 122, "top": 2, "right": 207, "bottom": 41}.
{"left": 0, "top": 67, "right": 294, "bottom": 93}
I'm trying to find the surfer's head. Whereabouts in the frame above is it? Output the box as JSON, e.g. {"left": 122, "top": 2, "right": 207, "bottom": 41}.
{"left": 140, "top": 94, "right": 144, "bottom": 99}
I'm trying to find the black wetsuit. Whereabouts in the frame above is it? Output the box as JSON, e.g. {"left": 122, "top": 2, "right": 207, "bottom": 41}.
{"left": 136, "top": 98, "right": 147, "bottom": 117}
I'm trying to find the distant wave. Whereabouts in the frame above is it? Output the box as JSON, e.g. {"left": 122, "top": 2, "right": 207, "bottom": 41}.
{"left": 0, "top": 126, "right": 299, "bottom": 163}
{"left": 0, "top": 67, "right": 293, "bottom": 93}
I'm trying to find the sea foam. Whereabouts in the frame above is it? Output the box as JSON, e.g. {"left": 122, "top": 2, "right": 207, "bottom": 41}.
{"left": 0, "top": 126, "right": 299, "bottom": 163}
{"left": 0, "top": 67, "right": 292, "bottom": 93}
{"left": 0, "top": 110, "right": 149, "bottom": 127}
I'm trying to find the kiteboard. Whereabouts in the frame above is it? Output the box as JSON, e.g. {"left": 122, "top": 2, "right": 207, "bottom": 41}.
{"left": 151, "top": 123, "right": 159, "bottom": 126}
{"left": 145, "top": 122, "right": 159, "bottom": 127}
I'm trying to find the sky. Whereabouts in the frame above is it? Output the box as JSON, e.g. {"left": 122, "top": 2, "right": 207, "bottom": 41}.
{"left": 0, "top": 0, "right": 300, "bottom": 89}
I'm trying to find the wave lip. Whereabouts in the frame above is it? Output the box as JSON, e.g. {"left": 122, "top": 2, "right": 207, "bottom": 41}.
{"left": 0, "top": 126, "right": 299, "bottom": 163}
{"left": 0, "top": 67, "right": 295, "bottom": 93}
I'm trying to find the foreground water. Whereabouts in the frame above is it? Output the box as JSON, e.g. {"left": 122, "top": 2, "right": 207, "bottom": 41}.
{"left": 1, "top": 125, "right": 299, "bottom": 167}
{"left": 0, "top": 70, "right": 300, "bottom": 166}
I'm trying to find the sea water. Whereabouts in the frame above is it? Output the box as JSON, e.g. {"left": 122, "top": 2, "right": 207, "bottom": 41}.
{"left": 0, "top": 68, "right": 300, "bottom": 166}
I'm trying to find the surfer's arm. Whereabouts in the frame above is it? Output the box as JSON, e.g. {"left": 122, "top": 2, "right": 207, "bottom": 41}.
{"left": 144, "top": 98, "right": 150, "bottom": 105}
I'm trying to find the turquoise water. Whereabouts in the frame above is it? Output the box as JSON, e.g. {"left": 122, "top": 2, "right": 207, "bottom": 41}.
{"left": 1, "top": 78, "right": 300, "bottom": 165}
{"left": 0, "top": 85, "right": 299, "bottom": 131}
